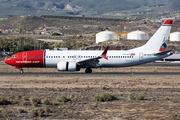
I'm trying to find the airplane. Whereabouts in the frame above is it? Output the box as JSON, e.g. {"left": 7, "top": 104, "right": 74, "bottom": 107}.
{"left": 4, "top": 20, "right": 173, "bottom": 73}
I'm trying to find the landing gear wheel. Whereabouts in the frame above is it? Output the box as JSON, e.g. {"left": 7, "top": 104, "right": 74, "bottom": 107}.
{"left": 85, "top": 68, "right": 92, "bottom": 73}
{"left": 20, "top": 69, "right": 24, "bottom": 73}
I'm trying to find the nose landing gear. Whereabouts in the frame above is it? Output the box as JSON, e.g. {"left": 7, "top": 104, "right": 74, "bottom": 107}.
{"left": 20, "top": 68, "right": 24, "bottom": 73}
{"left": 13, "top": 66, "right": 24, "bottom": 73}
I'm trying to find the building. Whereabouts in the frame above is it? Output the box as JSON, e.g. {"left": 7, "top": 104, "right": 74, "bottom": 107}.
{"left": 127, "top": 31, "right": 150, "bottom": 40}
{"left": 96, "top": 31, "right": 118, "bottom": 44}
{"left": 170, "top": 32, "right": 180, "bottom": 41}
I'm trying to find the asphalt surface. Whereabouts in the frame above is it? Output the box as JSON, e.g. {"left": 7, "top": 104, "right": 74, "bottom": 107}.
{"left": 0, "top": 72, "right": 180, "bottom": 76}
{"left": 1, "top": 62, "right": 180, "bottom": 66}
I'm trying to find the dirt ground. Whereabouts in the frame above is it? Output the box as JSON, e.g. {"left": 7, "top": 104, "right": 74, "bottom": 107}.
{"left": 1, "top": 65, "right": 180, "bottom": 119}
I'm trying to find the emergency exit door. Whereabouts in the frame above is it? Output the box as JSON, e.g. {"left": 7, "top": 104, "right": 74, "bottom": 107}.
{"left": 139, "top": 53, "right": 143, "bottom": 62}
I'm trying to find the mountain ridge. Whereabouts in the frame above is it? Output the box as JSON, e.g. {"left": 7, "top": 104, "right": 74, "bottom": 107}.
{"left": 0, "top": 0, "right": 177, "bottom": 18}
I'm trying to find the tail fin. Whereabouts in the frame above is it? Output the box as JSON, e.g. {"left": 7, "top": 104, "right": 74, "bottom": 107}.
{"left": 129, "top": 20, "right": 173, "bottom": 52}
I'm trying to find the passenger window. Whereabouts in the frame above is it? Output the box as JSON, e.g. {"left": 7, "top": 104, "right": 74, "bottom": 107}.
{"left": 63, "top": 56, "right": 65, "bottom": 58}
{"left": 58, "top": 56, "right": 60, "bottom": 58}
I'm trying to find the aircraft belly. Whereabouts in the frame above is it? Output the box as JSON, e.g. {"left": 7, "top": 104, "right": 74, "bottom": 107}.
{"left": 100, "top": 59, "right": 137, "bottom": 67}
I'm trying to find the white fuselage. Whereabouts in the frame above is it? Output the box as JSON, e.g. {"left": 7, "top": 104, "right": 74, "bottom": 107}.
{"left": 45, "top": 50, "right": 170, "bottom": 68}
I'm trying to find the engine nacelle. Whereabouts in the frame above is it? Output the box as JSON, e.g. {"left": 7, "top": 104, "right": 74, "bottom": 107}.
{"left": 57, "top": 61, "right": 80, "bottom": 71}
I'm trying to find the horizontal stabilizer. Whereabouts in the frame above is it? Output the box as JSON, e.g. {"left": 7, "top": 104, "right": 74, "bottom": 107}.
{"left": 155, "top": 50, "right": 172, "bottom": 55}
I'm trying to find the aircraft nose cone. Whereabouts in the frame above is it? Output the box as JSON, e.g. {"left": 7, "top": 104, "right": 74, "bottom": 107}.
{"left": 4, "top": 58, "right": 11, "bottom": 65}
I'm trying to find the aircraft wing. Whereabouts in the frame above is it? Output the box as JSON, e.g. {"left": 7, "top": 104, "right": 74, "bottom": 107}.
{"left": 155, "top": 50, "right": 172, "bottom": 55}
{"left": 77, "top": 46, "right": 109, "bottom": 68}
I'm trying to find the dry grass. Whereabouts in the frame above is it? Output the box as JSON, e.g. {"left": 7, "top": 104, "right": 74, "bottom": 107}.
{"left": 0, "top": 65, "right": 180, "bottom": 119}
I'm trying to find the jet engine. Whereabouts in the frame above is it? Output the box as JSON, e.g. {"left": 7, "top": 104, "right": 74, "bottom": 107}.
{"left": 57, "top": 61, "right": 80, "bottom": 71}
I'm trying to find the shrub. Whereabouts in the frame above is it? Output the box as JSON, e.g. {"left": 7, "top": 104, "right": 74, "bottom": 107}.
{"left": 70, "top": 94, "right": 75, "bottom": 99}
{"left": 17, "top": 108, "right": 24, "bottom": 113}
{"left": 29, "top": 96, "right": 40, "bottom": 106}
{"left": 41, "top": 98, "right": 50, "bottom": 105}
{"left": 135, "top": 95, "right": 145, "bottom": 100}
{"left": 37, "top": 109, "right": 45, "bottom": 117}
{"left": 93, "top": 93, "right": 117, "bottom": 102}
{"left": 2, "top": 110, "right": 9, "bottom": 116}
{"left": 119, "top": 93, "right": 123, "bottom": 96}
{"left": 29, "top": 96, "right": 40, "bottom": 103}
{"left": 128, "top": 94, "right": 134, "bottom": 100}
{"left": 10, "top": 100, "right": 19, "bottom": 104}
{"left": 29, "top": 108, "right": 44, "bottom": 117}
{"left": 102, "top": 86, "right": 106, "bottom": 90}
{"left": 56, "top": 95, "right": 69, "bottom": 102}
{"left": 31, "top": 102, "right": 38, "bottom": 107}
{"left": 0, "top": 97, "right": 11, "bottom": 105}
{"left": 17, "top": 95, "right": 22, "bottom": 99}
{"left": 21, "top": 101, "right": 29, "bottom": 106}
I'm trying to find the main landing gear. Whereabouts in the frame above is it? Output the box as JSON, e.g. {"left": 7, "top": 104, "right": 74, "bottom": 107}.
{"left": 85, "top": 68, "right": 92, "bottom": 73}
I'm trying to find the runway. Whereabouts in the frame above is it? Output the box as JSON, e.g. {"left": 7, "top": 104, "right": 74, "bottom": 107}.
{"left": 0, "top": 72, "right": 180, "bottom": 76}
{"left": 1, "top": 62, "right": 180, "bottom": 66}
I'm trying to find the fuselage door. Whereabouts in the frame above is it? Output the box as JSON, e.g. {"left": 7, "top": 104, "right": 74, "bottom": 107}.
{"left": 22, "top": 52, "right": 27, "bottom": 61}
{"left": 139, "top": 53, "right": 143, "bottom": 62}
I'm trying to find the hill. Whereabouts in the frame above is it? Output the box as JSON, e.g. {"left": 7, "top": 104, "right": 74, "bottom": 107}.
{"left": 0, "top": 0, "right": 174, "bottom": 18}
{"left": 159, "top": 0, "right": 180, "bottom": 12}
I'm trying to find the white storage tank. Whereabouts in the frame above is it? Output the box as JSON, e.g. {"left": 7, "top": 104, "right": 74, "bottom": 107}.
{"left": 127, "top": 31, "right": 150, "bottom": 40}
{"left": 96, "top": 31, "right": 118, "bottom": 44}
{"left": 170, "top": 32, "right": 180, "bottom": 41}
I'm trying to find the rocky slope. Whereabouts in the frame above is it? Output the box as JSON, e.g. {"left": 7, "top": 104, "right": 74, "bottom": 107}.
{"left": 0, "top": 0, "right": 174, "bottom": 18}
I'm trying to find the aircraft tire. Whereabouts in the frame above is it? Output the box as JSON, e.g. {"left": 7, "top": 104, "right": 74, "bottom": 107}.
{"left": 85, "top": 68, "right": 92, "bottom": 73}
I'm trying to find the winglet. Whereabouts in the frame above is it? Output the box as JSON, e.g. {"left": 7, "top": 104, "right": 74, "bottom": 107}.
{"left": 101, "top": 46, "right": 109, "bottom": 55}
{"left": 101, "top": 46, "right": 109, "bottom": 60}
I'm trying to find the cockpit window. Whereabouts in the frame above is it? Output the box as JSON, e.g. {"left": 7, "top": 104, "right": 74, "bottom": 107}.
{"left": 11, "top": 55, "right": 17, "bottom": 58}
